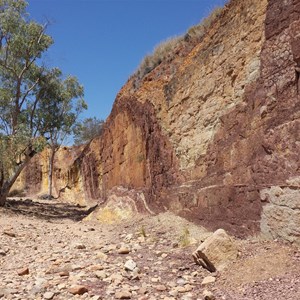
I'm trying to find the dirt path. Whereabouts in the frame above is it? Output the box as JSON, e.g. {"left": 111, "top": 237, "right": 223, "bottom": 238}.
{"left": 0, "top": 198, "right": 299, "bottom": 299}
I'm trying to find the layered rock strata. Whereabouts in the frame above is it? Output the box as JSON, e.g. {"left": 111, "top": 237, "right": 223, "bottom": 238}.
{"left": 13, "top": 0, "right": 300, "bottom": 243}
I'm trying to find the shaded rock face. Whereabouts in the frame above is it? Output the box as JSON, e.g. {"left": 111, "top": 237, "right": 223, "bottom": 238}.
{"left": 14, "top": 0, "right": 300, "bottom": 243}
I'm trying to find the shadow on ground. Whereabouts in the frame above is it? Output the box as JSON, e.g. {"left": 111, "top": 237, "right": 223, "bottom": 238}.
{"left": 3, "top": 198, "right": 97, "bottom": 222}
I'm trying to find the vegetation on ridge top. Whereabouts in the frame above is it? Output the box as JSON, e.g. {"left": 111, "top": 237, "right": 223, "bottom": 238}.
{"left": 133, "top": 6, "right": 224, "bottom": 88}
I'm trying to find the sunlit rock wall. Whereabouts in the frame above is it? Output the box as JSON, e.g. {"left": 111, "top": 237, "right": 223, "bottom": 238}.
{"left": 14, "top": 0, "right": 300, "bottom": 244}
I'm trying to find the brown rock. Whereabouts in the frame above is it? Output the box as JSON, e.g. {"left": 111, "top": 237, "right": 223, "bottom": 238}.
{"left": 3, "top": 231, "right": 16, "bottom": 238}
{"left": 0, "top": 249, "right": 7, "bottom": 256}
{"left": 17, "top": 267, "right": 29, "bottom": 276}
{"left": 74, "top": 244, "right": 86, "bottom": 250}
{"left": 115, "top": 290, "right": 131, "bottom": 299}
{"left": 118, "top": 246, "right": 130, "bottom": 254}
{"left": 156, "top": 284, "right": 167, "bottom": 291}
{"left": 68, "top": 285, "right": 88, "bottom": 295}
{"left": 58, "top": 270, "right": 69, "bottom": 277}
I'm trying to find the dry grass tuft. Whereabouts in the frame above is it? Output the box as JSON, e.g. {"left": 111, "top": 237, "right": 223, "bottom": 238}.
{"left": 132, "top": 6, "right": 224, "bottom": 88}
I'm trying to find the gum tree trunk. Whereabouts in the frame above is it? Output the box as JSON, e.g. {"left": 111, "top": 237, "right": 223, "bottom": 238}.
{"left": 48, "top": 147, "right": 56, "bottom": 199}
{"left": 0, "top": 189, "right": 8, "bottom": 206}
{"left": 0, "top": 154, "right": 33, "bottom": 206}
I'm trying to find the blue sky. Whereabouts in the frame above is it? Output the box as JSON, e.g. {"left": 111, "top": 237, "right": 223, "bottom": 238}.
{"left": 27, "top": 0, "right": 228, "bottom": 121}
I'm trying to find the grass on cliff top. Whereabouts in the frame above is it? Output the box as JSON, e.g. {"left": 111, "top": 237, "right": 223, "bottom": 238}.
{"left": 133, "top": 6, "right": 224, "bottom": 87}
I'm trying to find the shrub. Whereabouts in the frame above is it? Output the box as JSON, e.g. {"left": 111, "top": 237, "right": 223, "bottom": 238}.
{"left": 8, "top": 189, "right": 26, "bottom": 197}
{"left": 134, "top": 36, "right": 183, "bottom": 85}
{"left": 133, "top": 6, "right": 224, "bottom": 86}
{"left": 139, "top": 225, "right": 147, "bottom": 237}
{"left": 179, "top": 227, "right": 191, "bottom": 247}
{"left": 185, "top": 6, "right": 223, "bottom": 41}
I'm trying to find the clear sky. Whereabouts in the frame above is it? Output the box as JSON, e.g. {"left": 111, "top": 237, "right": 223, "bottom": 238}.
{"left": 27, "top": 0, "right": 228, "bottom": 121}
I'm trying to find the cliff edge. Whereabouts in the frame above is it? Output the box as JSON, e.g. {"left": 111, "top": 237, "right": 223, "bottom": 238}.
{"left": 14, "top": 0, "right": 300, "bottom": 243}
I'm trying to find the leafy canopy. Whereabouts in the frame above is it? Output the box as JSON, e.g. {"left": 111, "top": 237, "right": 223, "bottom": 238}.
{"left": 74, "top": 117, "right": 104, "bottom": 145}
{"left": 0, "top": 0, "right": 86, "bottom": 197}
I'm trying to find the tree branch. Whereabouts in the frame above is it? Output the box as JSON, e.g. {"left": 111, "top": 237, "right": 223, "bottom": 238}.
{"left": 18, "top": 23, "right": 48, "bottom": 80}
{"left": 19, "top": 77, "right": 40, "bottom": 108}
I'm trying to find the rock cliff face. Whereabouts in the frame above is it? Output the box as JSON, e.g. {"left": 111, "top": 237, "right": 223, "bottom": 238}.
{"left": 13, "top": 0, "right": 300, "bottom": 243}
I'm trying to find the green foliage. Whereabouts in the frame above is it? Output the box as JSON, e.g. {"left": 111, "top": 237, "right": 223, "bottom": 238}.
{"left": 73, "top": 117, "right": 104, "bottom": 145}
{"left": 178, "top": 227, "right": 191, "bottom": 248}
{"left": 139, "top": 225, "right": 147, "bottom": 238}
{"left": 136, "top": 153, "right": 145, "bottom": 163}
{"left": 0, "top": 0, "right": 85, "bottom": 202}
{"left": 38, "top": 69, "right": 87, "bottom": 147}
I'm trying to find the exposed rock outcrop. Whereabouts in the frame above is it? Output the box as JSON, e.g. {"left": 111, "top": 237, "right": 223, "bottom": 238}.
{"left": 13, "top": 0, "right": 300, "bottom": 243}
{"left": 192, "top": 229, "right": 238, "bottom": 272}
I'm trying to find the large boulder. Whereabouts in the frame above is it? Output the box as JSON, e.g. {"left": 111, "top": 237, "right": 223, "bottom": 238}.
{"left": 192, "top": 229, "right": 238, "bottom": 272}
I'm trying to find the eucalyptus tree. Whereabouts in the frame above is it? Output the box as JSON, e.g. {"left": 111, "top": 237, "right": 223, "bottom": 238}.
{"left": 39, "top": 70, "right": 86, "bottom": 199}
{"left": 0, "top": 0, "right": 86, "bottom": 205}
{"left": 73, "top": 117, "right": 104, "bottom": 146}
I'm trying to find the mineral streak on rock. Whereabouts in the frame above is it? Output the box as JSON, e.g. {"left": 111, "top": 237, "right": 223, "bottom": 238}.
{"left": 13, "top": 0, "right": 300, "bottom": 243}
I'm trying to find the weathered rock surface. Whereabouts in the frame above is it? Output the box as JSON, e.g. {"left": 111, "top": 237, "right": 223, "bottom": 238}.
{"left": 12, "top": 0, "right": 300, "bottom": 243}
{"left": 193, "top": 229, "right": 238, "bottom": 272}
{"left": 1, "top": 202, "right": 300, "bottom": 300}
{"left": 260, "top": 186, "right": 300, "bottom": 245}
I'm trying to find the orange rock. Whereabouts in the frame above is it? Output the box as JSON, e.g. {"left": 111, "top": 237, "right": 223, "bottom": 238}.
{"left": 68, "top": 285, "right": 88, "bottom": 295}
{"left": 17, "top": 267, "right": 29, "bottom": 276}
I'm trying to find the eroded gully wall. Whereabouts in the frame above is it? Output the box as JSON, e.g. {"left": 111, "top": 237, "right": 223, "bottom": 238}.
{"left": 14, "top": 0, "right": 300, "bottom": 243}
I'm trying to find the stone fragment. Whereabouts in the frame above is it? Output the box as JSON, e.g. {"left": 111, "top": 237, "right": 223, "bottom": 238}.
{"left": 115, "top": 290, "right": 131, "bottom": 299}
{"left": 201, "top": 276, "right": 216, "bottom": 285}
{"left": 183, "top": 284, "right": 193, "bottom": 292}
{"left": 203, "top": 289, "right": 215, "bottom": 300}
{"left": 176, "top": 277, "right": 186, "bottom": 285}
{"left": 59, "top": 270, "right": 69, "bottom": 277}
{"left": 124, "top": 234, "right": 133, "bottom": 241}
{"left": 176, "top": 286, "right": 187, "bottom": 293}
{"left": 89, "top": 264, "right": 104, "bottom": 271}
{"left": 17, "top": 267, "right": 29, "bottom": 276}
{"left": 74, "top": 243, "right": 86, "bottom": 250}
{"left": 3, "top": 231, "right": 16, "bottom": 237}
{"left": 156, "top": 284, "right": 167, "bottom": 291}
{"left": 131, "top": 268, "right": 140, "bottom": 280}
{"left": 90, "top": 296, "right": 102, "bottom": 300}
{"left": 192, "top": 229, "right": 238, "bottom": 272}
{"left": 96, "top": 251, "right": 108, "bottom": 261}
{"left": 118, "top": 246, "right": 130, "bottom": 254}
{"left": 68, "top": 285, "right": 88, "bottom": 295}
{"left": 124, "top": 259, "right": 137, "bottom": 271}
{"left": 57, "top": 284, "right": 66, "bottom": 290}
{"left": 43, "top": 291, "right": 55, "bottom": 299}
{"left": 94, "top": 270, "right": 107, "bottom": 279}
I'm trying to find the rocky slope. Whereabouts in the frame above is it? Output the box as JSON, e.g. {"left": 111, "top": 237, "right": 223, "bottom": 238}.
{"left": 13, "top": 0, "right": 300, "bottom": 244}
{"left": 1, "top": 199, "right": 300, "bottom": 300}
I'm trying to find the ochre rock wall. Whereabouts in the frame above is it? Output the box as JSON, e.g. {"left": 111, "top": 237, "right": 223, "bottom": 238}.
{"left": 14, "top": 0, "right": 300, "bottom": 243}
